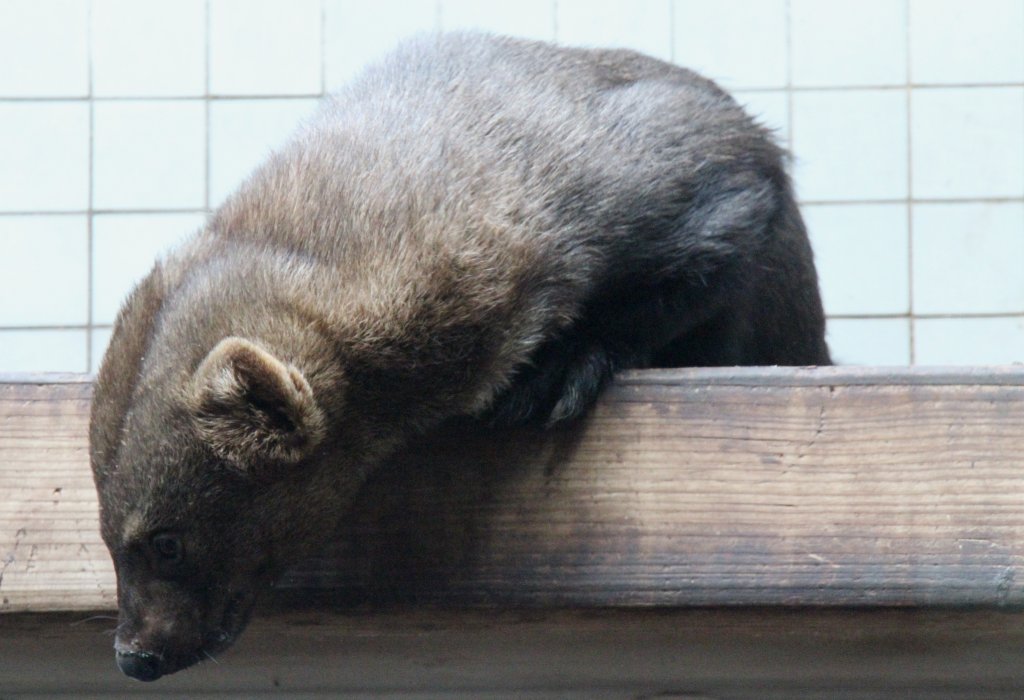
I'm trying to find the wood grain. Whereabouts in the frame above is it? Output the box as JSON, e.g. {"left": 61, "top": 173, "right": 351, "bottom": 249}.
{"left": 0, "top": 376, "right": 111, "bottom": 612}
{"left": 2, "top": 367, "right": 1024, "bottom": 612}
{"left": 7, "top": 608, "right": 1024, "bottom": 697}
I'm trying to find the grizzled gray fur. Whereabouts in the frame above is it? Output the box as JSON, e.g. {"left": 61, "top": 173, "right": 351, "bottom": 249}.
{"left": 90, "top": 32, "right": 829, "bottom": 681}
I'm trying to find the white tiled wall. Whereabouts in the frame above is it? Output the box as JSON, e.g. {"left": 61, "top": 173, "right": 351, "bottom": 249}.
{"left": 0, "top": 0, "right": 90, "bottom": 97}
{"left": 92, "top": 100, "right": 207, "bottom": 209}
{"left": 0, "top": 103, "right": 90, "bottom": 212}
{"left": 208, "top": 98, "right": 321, "bottom": 204}
{"left": 91, "top": 213, "right": 206, "bottom": 324}
{"left": 792, "top": 90, "right": 910, "bottom": 202}
{"left": 1, "top": 0, "right": 1022, "bottom": 373}
{"left": 674, "top": 0, "right": 788, "bottom": 89}
{"left": 91, "top": 0, "right": 207, "bottom": 97}
{"left": 209, "top": 0, "right": 323, "bottom": 95}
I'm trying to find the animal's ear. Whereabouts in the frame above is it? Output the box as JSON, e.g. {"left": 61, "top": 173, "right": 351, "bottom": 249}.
{"left": 189, "top": 337, "right": 326, "bottom": 470}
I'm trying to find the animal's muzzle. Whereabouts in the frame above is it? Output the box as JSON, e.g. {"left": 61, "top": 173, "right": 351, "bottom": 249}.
{"left": 116, "top": 649, "right": 164, "bottom": 682}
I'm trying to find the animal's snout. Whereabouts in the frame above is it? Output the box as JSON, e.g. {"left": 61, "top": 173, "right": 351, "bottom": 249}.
{"left": 116, "top": 649, "right": 164, "bottom": 682}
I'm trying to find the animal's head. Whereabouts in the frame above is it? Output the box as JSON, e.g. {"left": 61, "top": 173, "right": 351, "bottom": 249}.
{"left": 90, "top": 326, "right": 354, "bottom": 681}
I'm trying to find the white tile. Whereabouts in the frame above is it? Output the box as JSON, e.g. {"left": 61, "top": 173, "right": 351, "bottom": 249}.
{"left": 92, "top": 101, "right": 206, "bottom": 210}
{"left": 0, "top": 103, "right": 89, "bottom": 212}
{"left": 440, "top": 0, "right": 554, "bottom": 40}
{"left": 826, "top": 318, "right": 912, "bottom": 365}
{"left": 791, "top": 0, "right": 907, "bottom": 87}
{"left": 914, "top": 317, "right": 1024, "bottom": 365}
{"left": 92, "top": 213, "right": 206, "bottom": 325}
{"left": 208, "top": 98, "right": 319, "bottom": 206}
{"left": 674, "top": 0, "right": 787, "bottom": 89}
{"left": 324, "top": 0, "right": 439, "bottom": 89}
{"left": 0, "top": 215, "right": 88, "bottom": 326}
{"left": 557, "top": 0, "right": 673, "bottom": 62}
{"left": 911, "top": 87, "right": 1024, "bottom": 199}
{"left": 209, "top": 0, "right": 322, "bottom": 95}
{"left": 92, "top": 0, "right": 206, "bottom": 97}
{"left": 792, "top": 90, "right": 908, "bottom": 202}
{"left": 804, "top": 203, "right": 910, "bottom": 316}
{"left": 733, "top": 91, "right": 790, "bottom": 147}
{"left": 0, "top": 330, "right": 88, "bottom": 373}
{"left": 0, "top": 0, "right": 88, "bottom": 97}
{"left": 91, "top": 327, "right": 115, "bottom": 374}
{"left": 911, "top": 203, "right": 1024, "bottom": 315}
{"left": 910, "top": 0, "right": 1024, "bottom": 84}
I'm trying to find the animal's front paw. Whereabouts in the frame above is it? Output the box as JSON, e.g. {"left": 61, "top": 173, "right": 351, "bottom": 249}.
{"left": 486, "top": 338, "right": 616, "bottom": 428}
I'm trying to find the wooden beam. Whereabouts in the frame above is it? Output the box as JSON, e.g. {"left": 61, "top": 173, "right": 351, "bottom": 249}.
{"left": 7, "top": 608, "right": 1024, "bottom": 697}
{"left": 2, "top": 367, "right": 1024, "bottom": 613}
{"left": 0, "top": 375, "right": 108, "bottom": 612}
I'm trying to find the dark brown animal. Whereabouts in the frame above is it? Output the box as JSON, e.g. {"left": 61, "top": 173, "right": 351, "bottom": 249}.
{"left": 90, "top": 32, "right": 829, "bottom": 681}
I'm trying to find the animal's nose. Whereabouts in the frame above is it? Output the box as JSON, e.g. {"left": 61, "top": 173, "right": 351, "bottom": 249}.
{"left": 116, "top": 650, "right": 163, "bottom": 682}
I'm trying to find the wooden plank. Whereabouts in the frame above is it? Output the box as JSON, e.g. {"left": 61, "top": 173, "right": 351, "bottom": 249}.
{"left": 2, "top": 367, "right": 1024, "bottom": 612}
{"left": 5, "top": 608, "right": 1024, "bottom": 697}
{"left": 0, "top": 377, "right": 112, "bottom": 612}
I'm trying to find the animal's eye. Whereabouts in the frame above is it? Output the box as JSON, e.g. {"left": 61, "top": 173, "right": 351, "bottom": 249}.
{"left": 150, "top": 533, "right": 184, "bottom": 564}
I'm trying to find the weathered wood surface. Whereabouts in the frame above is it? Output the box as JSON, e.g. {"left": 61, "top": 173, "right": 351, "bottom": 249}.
{"left": 6, "top": 608, "right": 1024, "bottom": 697}
{"left": 2, "top": 367, "right": 1024, "bottom": 613}
{"left": 0, "top": 375, "right": 108, "bottom": 612}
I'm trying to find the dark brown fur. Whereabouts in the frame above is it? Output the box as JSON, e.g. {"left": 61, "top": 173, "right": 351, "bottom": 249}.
{"left": 90, "top": 32, "right": 829, "bottom": 681}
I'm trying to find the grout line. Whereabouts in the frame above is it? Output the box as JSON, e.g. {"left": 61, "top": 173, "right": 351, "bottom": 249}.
{"left": 204, "top": 92, "right": 325, "bottom": 99}
{"left": 0, "top": 211, "right": 96, "bottom": 217}
{"left": 0, "top": 93, "right": 296, "bottom": 101}
{"left": 320, "top": 0, "right": 327, "bottom": 95}
{"left": 715, "top": 82, "right": 1024, "bottom": 92}
{"left": 0, "top": 325, "right": 112, "bottom": 332}
{"left": 798, "top": 197, "right": 1024, "bottom": 206}
{"left": 827, "top": 312, "right": 1024, "bottom": 321}
{"left": 85, "top": 0, "right": 95, "bottom": 374}
{"left": 905, "top": 0, "right": 916, "bottom": 364}
{"left": 757, "top": 81, "right": 1024, "bottom": 91}
{"left": 785, "top": 0, "right": 794, "bottom": 154}
{"left": 0, "top": 209, "right": 211, "bottom": 217}
{"left": 204, "top": 0, "right": 211, "bottom": 214}
{"left": 0, "top": 93, "right": 321, "bottom": 102}
{"left": 5, "top": 82, "right": 1017, "bottom": 102}
{"left": 668, "top": 0, "right": 675, "bottom": 64}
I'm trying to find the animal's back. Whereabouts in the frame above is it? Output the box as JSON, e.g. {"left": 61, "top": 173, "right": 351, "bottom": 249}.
{"left": 214, "top": 32, "right": 777, "bottom": 273}
{"left": 197, "top": 33, "right": 824, "bottom": 428}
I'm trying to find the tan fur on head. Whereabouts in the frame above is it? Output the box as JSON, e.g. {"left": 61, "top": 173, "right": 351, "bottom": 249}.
{"left": 189, "top": 337, "right": 326, "bottom": 471}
